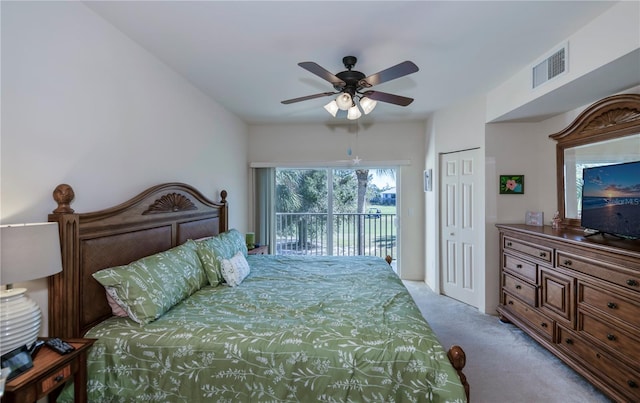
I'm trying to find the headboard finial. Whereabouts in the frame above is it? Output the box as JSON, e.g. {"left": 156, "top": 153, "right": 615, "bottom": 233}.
{"left": 52, "top": 184, "right": 75, "bottom": 214}
{"left": 220, "top": 190, "right": 228, "bottom": 204}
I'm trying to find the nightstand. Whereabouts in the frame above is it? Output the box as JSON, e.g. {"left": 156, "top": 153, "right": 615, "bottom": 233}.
{"left": 3, "top": 338, "right": 95, "bottom": 403}
{"left": 247, "top": 245, "right": 268, "bottom": 255}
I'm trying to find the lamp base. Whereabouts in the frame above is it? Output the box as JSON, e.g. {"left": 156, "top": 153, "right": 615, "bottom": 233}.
{"left": 0, "top": 288, "right": 41, "bottom": 355}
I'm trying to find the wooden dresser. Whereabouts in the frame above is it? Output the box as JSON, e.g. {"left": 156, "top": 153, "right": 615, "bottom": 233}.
{"left": 496, "top": 224, "right": 640, "bottom": 401}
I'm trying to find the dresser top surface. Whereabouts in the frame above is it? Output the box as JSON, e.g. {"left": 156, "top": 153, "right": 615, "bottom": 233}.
{"left": 496, "top": 224, "right": 640, "bottom": 257}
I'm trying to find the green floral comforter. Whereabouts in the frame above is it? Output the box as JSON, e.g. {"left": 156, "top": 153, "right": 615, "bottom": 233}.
{"left": 82, "top": 255, "right": 467, "bottom": 402}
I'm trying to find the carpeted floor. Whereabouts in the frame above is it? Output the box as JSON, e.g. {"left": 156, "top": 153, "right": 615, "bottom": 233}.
{"left": 403, "top": 281, "right": 612, "bottom": 403}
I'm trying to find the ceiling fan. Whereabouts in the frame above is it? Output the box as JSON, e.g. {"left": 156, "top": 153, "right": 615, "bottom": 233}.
{"left": 281, "top": 56, "right": 419, "bottom": 119}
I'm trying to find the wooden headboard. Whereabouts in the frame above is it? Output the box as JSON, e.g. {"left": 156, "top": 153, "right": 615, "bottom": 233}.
{"left": 47, "top": 183, "right": 228, "bottom": 338}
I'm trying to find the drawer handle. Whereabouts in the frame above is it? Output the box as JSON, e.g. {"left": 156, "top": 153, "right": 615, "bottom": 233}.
{"left": 516, "top": 264, "right": 523, "bottom": 269}
{"left": 539, "top": 252, "right": 546, "bottom": 258}
{"left": 627, "top": 279, "right": 639, "bottom": 287}
{"left": 607, "top": 302, "right": 617, "bottom": 309}
{"left": 607, "top": 334, "right": 616, "bottom": 341}
{"left": 54, "top": 374, "right": 64, "bottom": 383}
{"left": 515, "top": 285, "right": 522, "bottom": 290}
{"left": 628, "top": 380, "right": 638, "bottom": 389}
{"left": 540, "top": 322, "right": 548, "bottom": 328}
{"left": 507, "top": 242, "right": 513, "bottom": 247}
{"left": 508, "top": 301, "right": 514, "bottom": 305}
{"left": 563, "top": 259, "right": 572, "bottom": 266}
{"left": 565, "top": 338, "right": 573, "bottom": 345}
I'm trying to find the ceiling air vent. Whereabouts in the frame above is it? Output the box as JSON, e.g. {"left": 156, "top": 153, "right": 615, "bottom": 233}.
{"left": 532, "top": 43, "right": 568, "bottom": 89}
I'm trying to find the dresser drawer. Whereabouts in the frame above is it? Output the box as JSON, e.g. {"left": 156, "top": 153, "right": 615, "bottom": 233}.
{"left": 503, "top": 236, "right": 553, "bottom": 265}
{"left": 579, "top": 282, "right": 640, "bottom": 329}
{"left": 503, "top": 292, "right": 554, "bottom": 340}
{"left": 503, "top": 272, "right": 537, "bottom": 306}
{"left": 503, "top": 254, "right": 537, "bottom": 283}
{"left": 578, "top": 310, "right": 640, "bottom": 365}
{"left": 557, "top": 251, "right": 640, "bottom": 293}
{"left": 557, "top": 326, "right": 640, "bottom": 400}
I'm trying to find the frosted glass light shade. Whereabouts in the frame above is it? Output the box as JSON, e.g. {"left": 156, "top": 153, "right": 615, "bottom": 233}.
{"left": 0, "top": 288, "right": 41, "bottom": 354}
{"left": 347, "top": 105, "right": 362, "bottom": 120}
{"left": 359, "top": 97, "right": 377, "bottom": 114}
{"left": 324, "top": 100, "right": 339, "bottom": 117}
{"left": 335, "top": 93, "right": 353, "bottom": 110}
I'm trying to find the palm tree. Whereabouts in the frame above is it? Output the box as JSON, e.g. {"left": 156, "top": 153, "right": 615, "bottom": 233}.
{"left": 354, "top": 168, "right": 395, "bottom": 254}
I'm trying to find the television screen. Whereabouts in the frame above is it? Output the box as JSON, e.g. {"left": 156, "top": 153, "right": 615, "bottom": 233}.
{"left": 581, "top": 160, "right": 640, "bottom": 239}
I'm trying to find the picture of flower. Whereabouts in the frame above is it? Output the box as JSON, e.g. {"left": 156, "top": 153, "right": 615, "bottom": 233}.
{"left": 500, "top": 175, "right": 524, "bottom": 194}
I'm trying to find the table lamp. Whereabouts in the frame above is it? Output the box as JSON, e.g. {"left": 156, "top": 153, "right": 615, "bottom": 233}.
{"left": 1, "top": 222, "right": 62, "bottom": 356}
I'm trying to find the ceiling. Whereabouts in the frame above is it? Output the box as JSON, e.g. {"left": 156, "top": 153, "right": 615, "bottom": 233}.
{"left": 84, "top": 1, "right": 620, "bottom": 125}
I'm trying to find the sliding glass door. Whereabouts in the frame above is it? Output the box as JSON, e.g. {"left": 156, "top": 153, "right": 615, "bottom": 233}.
{"left": 273, "top": 167, "right": 396, "bottom": 259}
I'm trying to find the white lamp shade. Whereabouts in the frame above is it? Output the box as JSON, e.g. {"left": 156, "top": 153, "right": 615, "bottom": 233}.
{"left": 347, "top": 105, "right": 362, "bottom": 120}
{"left": 359, "top": 97, "right": 377, "bottom": 115}
{"left": 1, "top": 222, "right": 62, "bottom": 285}
{"left": 324, "top": 100, "right": 339, "bottom": 117}
{"left": 335, "top": 93, "right": 353, "bottom": 110}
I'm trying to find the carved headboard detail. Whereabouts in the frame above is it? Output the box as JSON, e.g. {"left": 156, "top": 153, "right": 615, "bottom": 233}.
{"left": 47, "top": 183, "right": 228, "bottom": 338}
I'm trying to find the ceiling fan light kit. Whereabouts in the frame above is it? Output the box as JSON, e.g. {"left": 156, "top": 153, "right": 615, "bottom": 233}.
{"left": 282, "top": 56, "right": 418, "bottom": 120}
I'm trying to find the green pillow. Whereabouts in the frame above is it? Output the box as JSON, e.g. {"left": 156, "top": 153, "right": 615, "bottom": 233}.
{"left": 195, "top": 229, "right": 248, "bottom": 285}
{"left": 93, "top": 240, "right": 207, "bottom": 325}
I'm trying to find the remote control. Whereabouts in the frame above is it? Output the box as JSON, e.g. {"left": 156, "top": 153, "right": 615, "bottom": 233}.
{"left": 29, "top": 340, "right": 45, "bottom": 359}
{"left": 45, "top": 338, "right": 75, "bottom": 355}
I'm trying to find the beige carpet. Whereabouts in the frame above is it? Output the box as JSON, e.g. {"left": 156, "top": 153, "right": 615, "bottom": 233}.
{"left": 403, "top": 281, "right": 612, "bottom": 403}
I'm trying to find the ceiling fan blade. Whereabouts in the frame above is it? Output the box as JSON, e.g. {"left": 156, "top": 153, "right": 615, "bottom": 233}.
{"left": 281, "top": 92, "right": 336, "bottom": 105}
{"left": 298, "top": 62, "right": 346, "bottom": 87}
{"left": 359, "top": 61, "right": 419, "bottom": 88}
{"left": 363, "top": 90, "right": 414, "bottom": 106}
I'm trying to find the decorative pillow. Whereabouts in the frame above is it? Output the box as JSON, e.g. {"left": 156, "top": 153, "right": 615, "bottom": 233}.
{"left": 220, "top": 251, "right": 251, "bottom": 287}
{"left": 93, "top": 240, "right": 207, "bottom": 325}
{"left": 195, "top": 229, "right": 248, "bottom": 285}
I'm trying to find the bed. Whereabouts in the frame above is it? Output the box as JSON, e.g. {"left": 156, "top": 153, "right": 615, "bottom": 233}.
{"left": 47, "top": 182, "right": 469, "bottom": 402}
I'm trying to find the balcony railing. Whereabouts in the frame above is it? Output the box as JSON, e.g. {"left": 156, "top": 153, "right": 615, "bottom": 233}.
{"left": 275, "top": 212, "right": 396, "bottom": 260}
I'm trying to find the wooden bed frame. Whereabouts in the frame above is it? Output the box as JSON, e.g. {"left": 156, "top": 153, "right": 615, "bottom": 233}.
{"left": 47, "top": 182, "right": 469, "bottom": 400}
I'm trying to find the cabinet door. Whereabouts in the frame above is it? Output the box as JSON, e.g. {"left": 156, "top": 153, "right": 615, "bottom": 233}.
{"left": 540, "top": 267, "right": 574, "bottom": 326}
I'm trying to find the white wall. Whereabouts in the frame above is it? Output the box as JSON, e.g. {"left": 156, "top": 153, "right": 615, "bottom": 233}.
{"left": 487, "top": 1, "right": 640, "bottom": 121}
{"left": 247, "top": 121, "right": 427, "bottom": 280}
{"left": 425, "top": 95, "right": 487, "bottom": 309}
{"left": 1, "top": 2, "right": 249, "bottom": 335}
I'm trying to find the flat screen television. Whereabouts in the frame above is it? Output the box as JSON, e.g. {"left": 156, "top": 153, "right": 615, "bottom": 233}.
{"left": 581, "top": 160, "right": 640, "bottom": 239}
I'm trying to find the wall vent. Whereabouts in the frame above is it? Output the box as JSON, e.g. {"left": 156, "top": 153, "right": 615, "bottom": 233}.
{"left": 532, "top": 42, "right": 568, "bottom": 88}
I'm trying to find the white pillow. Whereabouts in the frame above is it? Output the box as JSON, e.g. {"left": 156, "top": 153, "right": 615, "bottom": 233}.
{"left": 220, "top": 251, "right": 251, "bottom": 286}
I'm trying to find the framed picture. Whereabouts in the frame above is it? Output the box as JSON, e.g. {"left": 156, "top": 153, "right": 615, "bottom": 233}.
{"left": 424, "top": 169, "right": 432, "bottom": 192}
{"left": 499, "top": 175, "right": 524, "bottom": 194}
{"left": 525, "top": 211, "right": 544, "bottom": 226}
